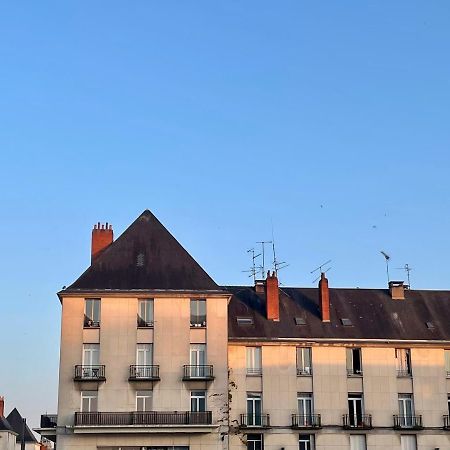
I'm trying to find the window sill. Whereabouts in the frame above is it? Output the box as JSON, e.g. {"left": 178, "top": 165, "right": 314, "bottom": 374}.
{"left": 297, "top": 373, "right": 313, "bottom": 377}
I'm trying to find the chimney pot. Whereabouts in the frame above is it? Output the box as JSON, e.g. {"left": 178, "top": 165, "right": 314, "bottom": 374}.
{"left": 0, "top": 396, "right": 4, "bottom": 417}
{"left": 319, "top": 272, "right": 331, "bottom": 322}
{"left": 266, "top": 272, "right": 280, "bottom": 321}
{"left": 91, "top": 222, "right": 114, "bottom": 264}
{"left": 389, "top": 280, "right": 405, "bottom": 300}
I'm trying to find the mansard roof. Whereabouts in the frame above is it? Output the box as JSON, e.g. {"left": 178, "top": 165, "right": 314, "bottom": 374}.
{"left": 67, "top": 210, "right": 221, "bottom": 292}
{"left": 0, "top": 416, "right": 14, "bottom": 433}
{"left": 227, "top": 285, "right": 450, "bottom": 341}
{"left": 6, "top": 409, "right": 37, "bottom": 443}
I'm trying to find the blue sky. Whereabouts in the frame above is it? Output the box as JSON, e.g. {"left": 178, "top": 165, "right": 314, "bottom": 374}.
{"left": 1, "top": 1, "right": 450, "bottom": 428}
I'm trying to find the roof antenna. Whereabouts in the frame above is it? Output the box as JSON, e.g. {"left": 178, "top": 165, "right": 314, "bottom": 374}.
{"left": 242, "top": 248, "right": 261, "bottom": 283}
{"left": 310, "top": 259, "right": 332, "bottom": 283}
{"left": 380, "top": 251, "right": 391, "bottom": 284}
{"left": 256, "top": 240, "right": 272, "bottom": 279}
{"left": 395, "top": 263, "right": 412, "bottom": 288}
{"left": 271, "top": 224, "right": 289, "bottom": 276}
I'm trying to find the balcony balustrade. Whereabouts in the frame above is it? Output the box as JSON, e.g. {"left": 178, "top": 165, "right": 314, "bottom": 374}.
{"left": 74, "top": 365, "right": 106, "bottom": 381}
{"left": 129, "top": 365, "right": 160, "bottom": 381}
{"left": 393, "top": 415, "right": 423, "bottom": 429}
{"left": 239, "top": 414, "right": 271, "bottom": 428}
{"left": 343, "top": 414, "right": 373, "bottom": 429}
{"left": 291, "top": 414, "right": 321, "bottom": 429}
{"left": 182, "top": 365, "right": 214, "bottom": 381}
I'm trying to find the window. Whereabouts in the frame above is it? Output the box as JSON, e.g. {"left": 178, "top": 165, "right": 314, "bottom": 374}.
{"left": 350, "top": 435, "right": 366, "bottom": 450}
{"left": 81, "top": 391, "right": 98, "bottom": 412}
{"left": 247, "top": 393, "right": 262, "bottom": 426}
{"left": 346, "top": 348, "right": 362, "bottom": 375}
{"left": 395, "top": 348, "right": 412, "bottom": 376}
{"left": 445, "top": 350, "right": 450, "bottom": 377}
{"left": 398, "top": 394, "right": 414, "bottom": 427}
{"left": 348, "top": 394, "right": 364, "bottom": 427}
{"left": 190, "top": 391, "right": 206, "bottom": 412}
{"left": 297, "top": 393, "right": 313, "bottom": 426}
{"left": 448, "top": 395, "right": 450, "bottom": 416}
{"left": 299, "top": 435, "right": 314, "bottom": 450}
{"left": 190, "top": 299, "right": 206, "bottom": 327}
{"left": 136, "top": 391, "right": 152, "bottom": 411}
{"left": 237, "top": 317, "right": 254, "bottom": 325}
{"left": 400, "top": 435, "right": 417, "bottom": 450}
{"left": 247, "top": 434, "right": 263, "bottom": 450}
{"left": 84, "top": 298, "right": 100, "bottom": 327}
{"left": 138, "top": 299, "right": 154, "bottom": 327}
{"left": 189, "top": 344, "right": 207, "bottom": 377}
{"left": 246, "top": 347, "right": 262, "bottom": 376}
{"left": 136, "top": 343, "right": 153, "bottom": 368}
{"left": 296, "top": 347, "right": 312, "bottom": 376}
{"left": 82, "top": 344, "right": 100, "bottom": 377}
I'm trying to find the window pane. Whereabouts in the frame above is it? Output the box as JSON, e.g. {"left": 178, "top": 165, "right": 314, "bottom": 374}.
{"left": 190, "top": 299, "right": 206, "bottom": 326}
{"left": 400, "top": 435, "right": 417, "bottom": 450}
{"left": 350, "top": 435, "right": 366, "bottom": 450}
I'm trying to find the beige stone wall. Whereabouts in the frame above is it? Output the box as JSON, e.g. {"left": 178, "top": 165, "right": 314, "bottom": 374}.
{"left": 57, "top": 294, "right": 229, "bottom": 450}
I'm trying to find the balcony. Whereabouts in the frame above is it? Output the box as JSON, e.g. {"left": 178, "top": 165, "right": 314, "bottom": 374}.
{"left": 444, "top": 415, "right": 450, "bottom": 430}
{"left": 239, "top": 414, "right": 271, "bottom": 429}
{"left": 347, "top": 368, "right": 363, "bottom": 377}
{"left": 74, "top": 365, "right": 106, "bottom": 381}
{"left": 129, "top": 365, "right": 160, "bottom": 381}
{"left": 74, "top": 411, "right": 212, "bottom": 426}
{"left": 182, "top": 365, "right": 214, "bottom": 381}
{"left": 40, "top": 414, "right": 57, "bottom": 428}
{"left": 297, "top": 368, "right": 312, "bottom": 376}
{"left": 84, "top": 315, "right": 100, "bottom": 328}
{"left": 343, "top": 414, "right": 373, "bottom": 429}
{"left": 291, "top": 414, "right": 321, "bottom": 429}
{"left": 246, "top": 368, "right": 263, "bottom": 376}
{"left": 393, "top": 415, "right": 423, "bottom": 430}
{"left": 397, "top": 369, "right": 412, "bottom": 378}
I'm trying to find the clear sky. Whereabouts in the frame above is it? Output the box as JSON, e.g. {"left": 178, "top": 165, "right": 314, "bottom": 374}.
{"left": 1, "top": 0, "right": 450, "bottom": 430}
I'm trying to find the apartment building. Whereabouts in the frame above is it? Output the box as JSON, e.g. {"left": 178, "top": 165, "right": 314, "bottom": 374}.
{"left": 37, "top": 210, "right": 450, "bottom": 450}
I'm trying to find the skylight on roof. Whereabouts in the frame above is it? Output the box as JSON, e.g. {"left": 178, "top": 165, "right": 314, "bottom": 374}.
{"left": 237, "top": 317, "right": 253, "bottom": 325}
{"left": 341, "top": 318, "right": 353, "bottom": 326}
{"left": 295, "top": 317, "right": 306, "bottom": 325}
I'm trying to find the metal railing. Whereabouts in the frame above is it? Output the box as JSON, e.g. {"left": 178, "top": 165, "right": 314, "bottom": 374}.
{"left": 129, "top": 365, "right": 160, "bottom": 381}
{"left": 444, "top": 415, "right": 450, "bottom": 430}
{"left": 74, "top": 411, "right": 212, "bottom": 426}
{"left": 396, "top": 369, "right": 412, "bottom": 377}
{"left": 246, "top": 367, "right": 263, "bottom": 376}
{"left": 297, "top": 368, "right": 312, "bottom": 376}
{"left": 137, "top": 315, "right": 153, "bottom": 327}
{"left": 291, "top": 414, "right": 321, "bottom": 428}
{"left": 74, "top": 365, "right": 106, "bottom": 381}
{"left": 40, "top": 414, "right": 57, "bottom": 428}
{"left": 393, "top": 415, "right": 423, "bottom": 429}
{"left": 182, "top": 365, "right": 214, "bottom": 380}
{"left": 240, "top": 414, "right": 270, "bottom": 428}
{"left": 346, "top": 368, "right": 363, "bottom": 376}
{"left": 343, "top": 414, "right": 372, "bottom": 429}
{"left": 83, "top": 315, "right": 100, "bottom": 328}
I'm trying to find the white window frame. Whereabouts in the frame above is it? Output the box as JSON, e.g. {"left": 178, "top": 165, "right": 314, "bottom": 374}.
{"left": 246, "top": 392, "right": 262, "bottom": 426}
{"left": 346, "top": 348, "right": 362, "bottom": 375}
{"left": 138, "top": 299, "right": 154, "bottom": 327}
{"left": 136, "top": 390, "right": 152, "bottom": 412}
{"left": 297, "top": 393, "right": 313, "bottom": 426}
{"left": 81, "top": 391, "right": 98, "bottom": 412}
{"left": 348, "top": 393, "right": 364, "bottom": 427}
{"left": 190, "top": 391, "right": 206, "bottom": 412}
{"left": 246, "top": 347, "right": 262, "bottom": 376}
{"left": 190, "top": 299, "right": 206, "bottom": 327}
{"left": 84, "top": 298, "right": 100, "bottom": 327}
{"left": 247, "top": 434, "right": 263, "bottom": 450}
{"left": 350, "top": 435, "right": 366, "bottom": 450}
{"left": 400, "top": 435, "right": 417, "bottom": 450}
{"left": 296, "top": 347, "right": 312, "bottom": 376}
{"left": 445, "top": 349, "right": 450, "bottom": 377}
{"left": 395, "top": 348, "right": 412, "bottom": 376}
{"left": 299, "top": 434, "right": 314, "bottom": 450}
{"left": 398, "top": 394, "right": 415, "bottom": 427}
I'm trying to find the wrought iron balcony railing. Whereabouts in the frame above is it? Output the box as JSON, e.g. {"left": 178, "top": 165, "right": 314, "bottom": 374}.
{"left": 129, "top": 365, "right": 160, "bottom": 381}
{"left": 182, "top": 365, "right": 214, "bottom": 380}
{"left": 74, "top": 411, "right": 212, "bottom": 426}
{"left": 443, "top": 415, "right": 450, "bottom": 430}
{"left": 346, "top": 368, "right": 363, "bottom": 376}
{"left": 393, "top": 415, "right": 423, "bottom": 429}
{"left": 74, "top": 365, "right": 106, "bottom": 381}
{"left": 343, "top": 414, "right": 373, "bottom": 429}
{"left": 239, "top": 414, "right": 270, "bottom": 428}
{"left": 246, "top": 367, "right": 263, "bottom": 376}
{"left": 291, "top": 414, "right": 321, "bottom": 429}
{"left": 297, "top": 368, "right": 312, "bottom": 376}
{"left": 83, "top": 315, "right": 100, "bottom": 328}
{"left": 396, "top": 369, "right": 412, "bottom": 377}
{"left": 40, "top": 414, "right": 57, "bottom": 428}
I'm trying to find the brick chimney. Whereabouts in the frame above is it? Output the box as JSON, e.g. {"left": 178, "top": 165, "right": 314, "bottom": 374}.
{"left": 266, "top": 271, "right": 280, "bottom": 321}
{"left": 91, "top": 222, "right": 113, "bottom": 264}
{"left": 0, "top": 396, "right": 4, "bottom": 417}
{"left": 318, "top": 272, "right": 330, "bottom": 322}
{"left": 389, "top": 280, "right": 405, "bottom": 300}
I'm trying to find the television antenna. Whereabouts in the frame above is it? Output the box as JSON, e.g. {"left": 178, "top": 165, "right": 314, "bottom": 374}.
{"left": 271, "top": 226, "right": 289, "bottom": 276}
{"left": 256, "top": 240, "right": 272, "bottom": 279}
{"left": 395, "top": 263, "right": 412, "bottom": 288}
{"left": 242, "top": 248, "right": 261, "bottom": 283}
{"left": 380, "top": 251, "right": 391, "bottom": 284}
{"left": 310, "top": 259, "right": 332, "bottom": 283}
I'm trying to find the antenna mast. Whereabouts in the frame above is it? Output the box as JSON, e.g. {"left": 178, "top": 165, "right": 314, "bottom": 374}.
{"left": 310, "top": 260, "right": 332, "bottom": 283}
{"left": 396, "top": 263, "right": 412, "bottom": 288}
{"left": 256, "top": 241, "right": 272, "bottom": 279}
{"left": 271, "top": 225, "right": 289, "bottom": 276}
{"left": 242, "top": 248, "right": 261, "bottom": 283}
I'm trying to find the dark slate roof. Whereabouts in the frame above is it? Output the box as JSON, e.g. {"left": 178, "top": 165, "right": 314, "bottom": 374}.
{"left": 67, "top": 210, "right": 221, "bottom": 292}
{"left": 0, "top": 416, "right": 14, "bottom": 433}
{"left": 227, "top": 285, "right": 450, "bottom": 341}
{"left": 6, "top": 409, "right": 37, "bottom": 443}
